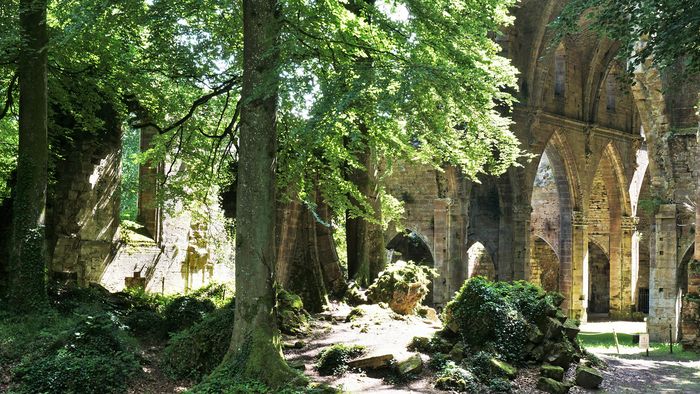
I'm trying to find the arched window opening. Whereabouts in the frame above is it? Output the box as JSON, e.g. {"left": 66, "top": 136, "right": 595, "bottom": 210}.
{"left": 386, "top": 231, "right": 434, "bottom": 266}
{"left": 120, "top": 125, "right": 140, "bottom": 221}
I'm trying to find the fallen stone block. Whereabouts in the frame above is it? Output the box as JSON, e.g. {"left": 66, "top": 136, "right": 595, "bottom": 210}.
{"left": 397, "top": 353, "right": 423, "bottom": 376}
{"left": 536, "top": 377, "right": 570, "bottom": 394}
{"left": 540, "top": 364, "right": 565, "bottom": 381}
{"left": 348, "top": 353, "right": 393, "bottom": 370}
{"left": 575, "top": 365, "right": 603, "bottom": 389}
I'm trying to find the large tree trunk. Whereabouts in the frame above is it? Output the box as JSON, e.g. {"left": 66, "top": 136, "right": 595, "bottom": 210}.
{"left": 276, "top": 188, "right": 347, "bottom": 313}
{"left": 276, "top": 197, "right": 328, "bottom": 313}
{"left": 224, "top": 0, "right": 295, "bottom": 385}
{"left": 346, "top": 138, "right": 385, "bottom": 287}
{"left": 313, "top": 193, "right": 347, "bottom": 296}
{"left": 8, "top": 0, "right": 49, "bottom": 311}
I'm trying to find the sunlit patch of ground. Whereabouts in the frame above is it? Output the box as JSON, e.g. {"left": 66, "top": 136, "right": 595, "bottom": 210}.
{"left": 285, "top": 302, "right": 443, "bottom": 393}
{"left": 578, "top": 320, "right": 700, "bottom": 393}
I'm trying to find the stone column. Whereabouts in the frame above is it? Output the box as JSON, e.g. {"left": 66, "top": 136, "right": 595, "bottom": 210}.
{"left": 138, "top": 125, "right": 161, "bottom": 241}
{"left": 616, "top": 216, "right": 639, "bottom": 319}
{"left": 571, "top": 211, "right": 589, "bottom": 321}
{"left": 433, "top": 198, "right": 452, "bottom": 306}
{"left": 510, "top": 205, "right": 532, "bottom": 281}
{"left": 648, "top": 204, "right": 678, "bottom": 341}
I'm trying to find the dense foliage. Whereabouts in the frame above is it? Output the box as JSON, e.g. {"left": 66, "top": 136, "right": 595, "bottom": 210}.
{"left": 0, "top": 281, "right": 239, "bottom": 392}
{"left": 120, "top": 126, "right": 140, "bottom": 220}
{"left": 10, "top": 313, "right": 139, "bottom": 394}
{"left": 162, "top": 300, "right": 236, "bottom": 380}
{"left": 444, "top": 277, "right": 569, "bottom": 363}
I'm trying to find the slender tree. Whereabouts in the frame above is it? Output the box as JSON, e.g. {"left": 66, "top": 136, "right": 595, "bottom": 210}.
{"left": 7, "top": 0, "right": 48, "bottom": 311}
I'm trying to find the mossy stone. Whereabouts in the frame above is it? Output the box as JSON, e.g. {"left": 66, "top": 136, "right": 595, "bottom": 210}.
{"left": 536, "top": 377, "right": 570, "bottom": 394}
{"left": 540, "top": 364, "right": 565, "bottom": 381}
{"left": 490, "top": 358, "right": 517, "bottom": 379}
{"left": 575, "top": 365, "right": 603, "bottom": 389}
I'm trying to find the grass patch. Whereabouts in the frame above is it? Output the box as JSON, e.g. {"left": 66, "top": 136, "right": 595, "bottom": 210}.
{"left": 578, "top": 332, "right": 700, "bottom": 361}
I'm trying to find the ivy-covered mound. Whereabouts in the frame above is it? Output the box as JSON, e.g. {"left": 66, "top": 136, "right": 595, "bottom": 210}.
{"left": 366, "top": 260, "right": 436, "bottom": 315}
{"left": 411, "top": 277, "right": 590, "bottom": 393}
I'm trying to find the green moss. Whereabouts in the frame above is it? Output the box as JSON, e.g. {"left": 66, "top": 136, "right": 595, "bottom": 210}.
{"left": 191, "top": 330, "right": 304, "bottom": 393}
{"left": 366, "top": 260, "right": 436, "bottom": 314}
{"left": 346, "top": 306, "right": 365, "bottom": 322}
{"left": 277, "top": 287, "right": 310, "bottom": 336}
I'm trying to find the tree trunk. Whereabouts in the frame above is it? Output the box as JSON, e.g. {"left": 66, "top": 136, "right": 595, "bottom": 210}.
{"left": 314, "top": 193, "right": 347, "bottom": 296}
{"left": 8, "top": 0, "right": 49, "bottom": 312}
{"left": 346, "top": 138, "right": 385, "bottom": 287}
{"left": 275, "top": 187, "right": 347, "bottom": 312}
{"left": 224, "top": 0, "right": 295, "bottom": 385}
{"left": 277, "top": 197, "right": 328, "bottom": 313}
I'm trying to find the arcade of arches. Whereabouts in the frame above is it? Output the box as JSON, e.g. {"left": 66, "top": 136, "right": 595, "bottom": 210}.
{"left": 385, "top": 1, "right": 700, "bottom": 346}
{"left": 19, "top": 0, "right": 699, "bottom": 351}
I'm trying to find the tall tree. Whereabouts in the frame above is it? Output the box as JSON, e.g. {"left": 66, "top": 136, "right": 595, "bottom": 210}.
{"left": 223, "top": 0, "right": 296, "bottom": 385}
{"left": 7, "top": 0, "right": 48, "bottom": 311}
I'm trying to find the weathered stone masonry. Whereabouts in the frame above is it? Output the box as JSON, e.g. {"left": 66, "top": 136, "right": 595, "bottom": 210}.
{"left": 385, "top": 0, "right": 700, "bottom": 345}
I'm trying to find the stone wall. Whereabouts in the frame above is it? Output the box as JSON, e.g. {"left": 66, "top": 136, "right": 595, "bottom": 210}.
{"left": 48, "top": 121, "right": 235, "bottom": 295}
{"left": 47, "top": 117, "right": 122, "bottom": 285}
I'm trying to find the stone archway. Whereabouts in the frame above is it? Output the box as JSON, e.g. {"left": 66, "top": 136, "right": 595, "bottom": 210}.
{"left": 529, "top": 131, "right": 579, "bottom": 309}
{"left": 386, "top": 231, "right": 434, "bottom": 266}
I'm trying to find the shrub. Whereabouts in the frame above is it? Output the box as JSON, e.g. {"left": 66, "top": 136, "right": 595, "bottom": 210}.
{"left": 433, "top": 361, "right": 480, "bottom": 392}
{"left": 488, "top": 377, "right": 512, "bottom": 393}
{"left": 162, "top": 295, "right": 216, "bottom": 333}
{"left": 162, "top": 300, "right": 236, "bottom": 380}
{"left": 366, "top": 260, "right": 436, "bottom": 315}
{"left": 443, "top": 277, "right": 583, "bottom": 368}
{"left": 444, "top": 277, "right": 528, "bottom": 361}
{"left": 315, "top": 344, "right": 366, "bottom": 376}
{"left": 10, "top": 313, "right": 139, "bottom": 394}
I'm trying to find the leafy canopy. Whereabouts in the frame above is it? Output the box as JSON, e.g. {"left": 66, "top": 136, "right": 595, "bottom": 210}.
{"left": 0, "top": 0, "right": 524, "bottom": 221}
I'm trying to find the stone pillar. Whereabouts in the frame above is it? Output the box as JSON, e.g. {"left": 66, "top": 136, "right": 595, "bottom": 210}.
{"left": 648, "top": 204, "right": 678, "bottom": 341}
{"left": 510, "top": 205, "right": 532, "bottom": 281}
{"left": 615, "top": 216, "right": 638, "bottom": 319}
{"left": 138, "top": 125, "right": 161, "bottom": 241}
{"left": 433, "top": 198, "right": 452, "bottom": 306}
{"left": 571, "top": 211, "right": 589, "bottom": 321}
